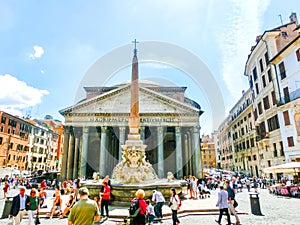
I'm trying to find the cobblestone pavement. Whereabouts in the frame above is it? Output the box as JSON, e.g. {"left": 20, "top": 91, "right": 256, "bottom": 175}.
{"left": 0, "top": 186, "right": 299, "bottom": 225}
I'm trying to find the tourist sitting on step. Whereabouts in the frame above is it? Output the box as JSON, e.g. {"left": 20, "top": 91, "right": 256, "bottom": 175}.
{"left": 60, "top": 194, "right": 75, "bottom": 219}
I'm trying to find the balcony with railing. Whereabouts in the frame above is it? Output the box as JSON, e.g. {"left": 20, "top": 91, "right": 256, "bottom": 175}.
{"left": 277, "top": 87, "right": 300, "bottom": 106}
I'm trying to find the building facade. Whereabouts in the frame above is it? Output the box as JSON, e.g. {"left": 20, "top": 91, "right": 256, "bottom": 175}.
{"left": 0, "top": 111, "right": 33, "bottom": 170}
{"left": 201, "top": 134, "right": 216, "bottom": 170}
{"left": 60, "top": 83, "right": 203, "bottom": 180}
{"left": 271, "top": 31, "right": 300, "bottom": 162}
{"left": 216, "top": 13, "right": 300, "bottom": 178}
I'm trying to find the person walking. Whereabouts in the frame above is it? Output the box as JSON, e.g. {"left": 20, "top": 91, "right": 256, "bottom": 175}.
{"left": 169, "top": 188, "right": 181, "bottom": 225}
{"left": 152, "top": 189, "right": 165, "bottom": 220}
{"left": 131, "top": 189, "right": 147, "bottom": 225}
{"left": 9, "top": 186, "right": 29, "bottom": 225}
{"left": 225, "top": 180, "right": 240, "bottom": 224}
{"left": 215, "top": 185, "right": 231, "bottom": 225}
{"left": 68, "top": 187, "right": 100, "bottom": 225}
{"left": 3, "top": 181, "right": 9, "bottom": 199}
{"left": 100, "top": 181, "right": 111, "bottom": 219}
{"left": 26, "top": 188, "right": 39, "bottom": 225}
{"left": 245, "top": 178, "right": 251, "bottom": 192}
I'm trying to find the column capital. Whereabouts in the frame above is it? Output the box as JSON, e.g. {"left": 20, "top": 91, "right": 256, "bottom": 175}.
{"left": 157, "top": 126, "right": 163, "bottom": 133}
{"left": 82, "top": 126, "right": 89, "bottom": 133}
{"left": 101, "top": 126, "right": 107, "bottom": 133}
{"left": 175, "top": 126, "right": 181, "bottom": 133}
{"left": 119, "top": 126, "right": 126, "bottom": 132}
{"left": 193, "top": 126, "right": 200, "bottom": 133}
{"left": 64, "top": 126, "right": 71, "bottom": 134}
{"left": 74, "top": 127, "right": 83, "bottom": 138}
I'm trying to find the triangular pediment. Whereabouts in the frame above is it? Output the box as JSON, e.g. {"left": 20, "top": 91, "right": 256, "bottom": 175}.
{"left": 60, "top": 84, "right": 200, "bottom": 115}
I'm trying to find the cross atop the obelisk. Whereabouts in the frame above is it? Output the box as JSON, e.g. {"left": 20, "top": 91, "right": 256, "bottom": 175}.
{"left": 132, "top": 39, "right": 139, "bottom": 56}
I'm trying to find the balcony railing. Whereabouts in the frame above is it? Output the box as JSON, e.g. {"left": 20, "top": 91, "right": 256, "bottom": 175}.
{"left": 277, "top": 87, "right": 300, "bottom": 106}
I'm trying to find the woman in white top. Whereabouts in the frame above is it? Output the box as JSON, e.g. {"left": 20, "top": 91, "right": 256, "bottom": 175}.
{"left": 169, "top": 188, "right": 181, "bottom": 225}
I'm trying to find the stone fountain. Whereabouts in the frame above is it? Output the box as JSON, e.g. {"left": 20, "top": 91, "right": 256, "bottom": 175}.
{"left": 84, "top": 40, "right": 185, "bottom": 203}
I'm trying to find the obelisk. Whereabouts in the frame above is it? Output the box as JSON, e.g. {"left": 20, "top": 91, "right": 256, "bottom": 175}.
{"left": 128, "top": 39, "right": 140, "bottom": 139}
{"left": 111, "top": 40, "right": 157, "bottom": 183}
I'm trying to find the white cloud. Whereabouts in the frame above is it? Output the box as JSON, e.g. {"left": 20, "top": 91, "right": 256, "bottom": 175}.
{"left": 29, "top": 45, "right": 44, "bottom": 59}
{"left": 40, "top": 69, "right": 45, "bottom": 74}
{"left": 0, "top": 74, "right": 49, "bottom": 112}
{"left": 218, "top": 0, "right": 271, "bottom": 101}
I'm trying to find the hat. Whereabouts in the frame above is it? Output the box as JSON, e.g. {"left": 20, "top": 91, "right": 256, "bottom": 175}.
{"left": 78, "top": 187, "right": 89, "bottom": 195}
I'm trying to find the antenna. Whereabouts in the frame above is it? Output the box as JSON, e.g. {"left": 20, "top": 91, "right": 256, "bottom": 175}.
{"left": 278, "top": 14, "right": 283, "bottom": 25}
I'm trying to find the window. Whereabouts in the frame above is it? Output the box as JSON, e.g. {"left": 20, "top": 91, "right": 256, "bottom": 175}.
{"left": 259, "top": 59, "right": 264, "bottom": 72}
{"left": 250, "top": 138, "right": 255, "bottom": 147}
{"left": 283, "top": 87, "right": 290, "bottom": 103}
{"left": 283, "top": 111, "right": 291, "bottom": 125}
{"left": 255, "top": 83, "right": 259, "bottom": 95}
{"left": 296, "top": 48, "right": 300, "bottom": 61}
{"left": 267, "top": 69, "right": 272, "bottom": 82}
{"left": 267, "top": 115, "right": 280, "bottom": 132}
{"left": 1, "top": 116, "right": 6, "bottom": 124}
{"left": 264, "top": 52, "right": 269, "bottom": 65}
{"left": 253, "top": 67, "right": 258, "bottom": 81}
{"left": 262, "top": 75, "right": 266, "bottom": 87}
{"left": 0, "top": 137, "right": 2, "bottom": 145}
{"left": 279, "top": 141, "right": 284, "bottom": 156}
{"left": 258, "top": 102, "right": 263, "bottom": 115}
{"left": 254, "top": 109, "right": 258, "bottom": 121}
{"left": 263, "top": 96, "right": 270, "bottom": 110}
{"left": 281, "top": 32, "right": 288, "bottom": 37}
{"left": 279, "top": 62, "right": 286, "bottom": 79}
{"left": 287, "top": 136, "right": 294, "bottom": 147}
{"left": 271, "top": 91, "right": 276, "bottom": 105}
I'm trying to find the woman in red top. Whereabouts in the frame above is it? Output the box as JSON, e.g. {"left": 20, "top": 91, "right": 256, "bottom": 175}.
{"left": 3, "top": 181, "right": 9, "bottom": 199}
{"left": 132, "top": 189, "right": 147, "bottom": 225}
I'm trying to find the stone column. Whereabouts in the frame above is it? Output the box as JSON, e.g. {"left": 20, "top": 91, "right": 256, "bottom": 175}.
{"left": 67, "top": 128, "right": 75, "bottom": 180}
{"left": 175, "top": 127, "right": 183, "bottom": 179}
{"left": 193, "top": 126, "right": 202, "bottom": 177}
{"left": 184, "top": 133, "right": 189, "bottom": 176}
{"left": 73, "top": 128, "right": 82, "bottom": 179}
{"left": 140, "top": 126, "right": 145, "bottom": 142}
{"left": 157, "top": 126, "right": 164, "bottom": 178}
{"left": 119, "top": 127, "right": 126, "bottom": 161}
{"left": 99, "top": 126, "right": 107, "bottom": 178}
{"left": 79, "top": 127, "right": 89, "bottom": 178}
{"left": 61, "top": 126, "right": 70, "bottom": 180}
{"left": 188, "top": 130, "right": 193, "bottom": 175}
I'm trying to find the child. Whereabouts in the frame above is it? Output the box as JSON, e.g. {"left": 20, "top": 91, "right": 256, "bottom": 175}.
{"left": 146, "top": 199, "right": 155, "bottom": 225}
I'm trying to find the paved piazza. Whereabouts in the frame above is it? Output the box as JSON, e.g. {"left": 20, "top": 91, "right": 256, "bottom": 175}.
{"left": 0, "top": 187, "right": 299, "bottom": 225}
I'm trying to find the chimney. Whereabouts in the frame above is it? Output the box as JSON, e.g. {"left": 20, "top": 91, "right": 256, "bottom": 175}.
{"left": 290, "top": 12, "right": 298, "bottom": 25}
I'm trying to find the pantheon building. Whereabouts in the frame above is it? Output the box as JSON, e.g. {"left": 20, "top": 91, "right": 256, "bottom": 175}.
{"left": 59, "top": 47, "right": 204, "bottom": 180}
{"left": 60, "top": 82, "right": 203, "bottom": 180}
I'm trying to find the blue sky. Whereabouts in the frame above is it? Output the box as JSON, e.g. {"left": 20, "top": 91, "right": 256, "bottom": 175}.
{"left": 0, "top": 0, "right": 299, "bottom": 135}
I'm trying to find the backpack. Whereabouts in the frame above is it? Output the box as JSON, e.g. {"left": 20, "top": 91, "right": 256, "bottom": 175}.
{"left": 129, "top": 199, "right": 140, "bottom": 217}
{"left": 172, "top": 195, "right": 182, "bottom": 207}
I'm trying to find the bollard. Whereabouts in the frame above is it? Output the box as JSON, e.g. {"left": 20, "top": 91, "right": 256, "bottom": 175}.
{"left": 249, "top": 192, "right": 263, "bottom": 215}
{"left": 1, "top": 197, "right": 13, "bottom": 219}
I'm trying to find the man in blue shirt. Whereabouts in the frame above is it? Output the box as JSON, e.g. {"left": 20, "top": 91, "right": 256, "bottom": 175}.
{"left": 215, "top": 185, "right": 231, "bottom": 225}
{"left": 225, "top": 180, "right": 240, "bottom": 224}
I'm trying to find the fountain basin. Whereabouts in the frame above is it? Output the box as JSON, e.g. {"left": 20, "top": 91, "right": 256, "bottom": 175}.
{"left": 83, "top": 179, "right": 187, "bottom": 205}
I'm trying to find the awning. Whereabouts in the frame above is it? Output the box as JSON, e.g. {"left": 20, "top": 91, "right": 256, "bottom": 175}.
{"left": 264, "top": 162, "right": 300, "bottom": 174}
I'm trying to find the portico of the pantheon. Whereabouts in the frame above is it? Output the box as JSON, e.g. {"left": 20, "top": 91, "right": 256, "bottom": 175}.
{"left": 59, "top": 82, "right": 203, "bottom": 180}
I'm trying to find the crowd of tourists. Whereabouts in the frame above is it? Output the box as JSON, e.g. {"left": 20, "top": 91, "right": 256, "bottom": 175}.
{"left": 3, "top": 170, "right": 299, "bottom": 225}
